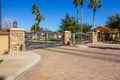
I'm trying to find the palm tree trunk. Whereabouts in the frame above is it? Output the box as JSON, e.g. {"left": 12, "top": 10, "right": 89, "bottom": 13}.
{"left": 38, "top": 21, "right": 40, "bottom": 31}
{"left": 0, "top": 0, "right": 2, "bottom": 30}
{"left": 93, "top": 10, "right": 95, "bottom": 31}
{"left": 80, "top": 5, "right": 83, "bottom": 32}
{"left": 34, "top": 15, "right": 36, "bottom": 32}
{"left": 76, "top": 7, "right": 79, "bottom": 40}
{"left": 80, "top": 5, "right": 83, "bottom": 40}
{"left": 77, "top": 7, "right": 79, "bottom": 23}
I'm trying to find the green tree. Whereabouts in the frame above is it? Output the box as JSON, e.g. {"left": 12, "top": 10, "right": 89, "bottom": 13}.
{"left": 36, "top": 13, "right": 44, "bottom": 27}
{"left": 60, "top": 14, "right": 80, "bottom": 33}
{"left": 31, "top": 23, "right": 41, "bottom": 32}
{"left": 88, "top": 0, "right": 102, "bottom": 30}
{"left": 31, "top": 4, "right": 44, "bottom": 32}
{"left": 73, "top": 0, "right": 79, "bottom": 23}
{"left": 32, "top": 4, "right": 39, "bottom": 17}
{"left": 73, "top": 0, "right": 87, "bottom": 32}
{"left": 83, "top": 24, "right": 92, "bottom": 33}
{"left": 107, "top": 13, "right": 120, "bottom": 30}
{"left": 32, "top": 4, "right": 39, "bottom": 32}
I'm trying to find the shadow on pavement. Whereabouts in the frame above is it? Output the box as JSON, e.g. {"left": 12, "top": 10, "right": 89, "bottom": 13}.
{"left": 56, "top": 47, "right": 120, "bottom": 57}
{"left": 89, "top": 46, "right": 120, "bottom": 50}
{"left": 44, "top": 48, "right": 120, "bottom": 63}
{"left": 26, "top": 41, "right": 63, "bottom": 50}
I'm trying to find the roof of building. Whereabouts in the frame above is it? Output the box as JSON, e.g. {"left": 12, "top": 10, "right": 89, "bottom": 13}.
{"left": 95, "top": 26, "right": 112, "bottom": 32}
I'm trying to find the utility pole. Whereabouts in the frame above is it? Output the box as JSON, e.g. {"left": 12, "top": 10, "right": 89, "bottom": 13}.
{"left": 0, "top": 0, "right": 2, "bottom": 30}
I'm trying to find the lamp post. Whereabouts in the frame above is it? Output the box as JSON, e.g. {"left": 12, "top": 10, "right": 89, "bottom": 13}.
{"left": 0, "top": 0, "right": 2, "bottom": 30}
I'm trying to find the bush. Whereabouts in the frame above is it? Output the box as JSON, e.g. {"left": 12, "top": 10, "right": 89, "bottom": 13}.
{"left": 0, "top": 60, "right": 3, "bottom": 64}
{"left": 48, "top": 38, "right": 61, "bottom": 41}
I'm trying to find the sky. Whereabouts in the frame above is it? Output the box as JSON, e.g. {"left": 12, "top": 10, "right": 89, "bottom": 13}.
{"left": 1, "top": 0, "right": 120, "bottom": 31}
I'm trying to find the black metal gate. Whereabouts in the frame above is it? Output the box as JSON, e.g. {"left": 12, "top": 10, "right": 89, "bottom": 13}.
{"left": 74, "top": 31, "right": 90, "bottom": 44}
{"left": 25, "top": 31, "right": 63, "bottom": 50}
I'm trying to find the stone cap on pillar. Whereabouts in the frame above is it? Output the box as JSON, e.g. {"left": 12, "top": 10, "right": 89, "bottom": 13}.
{"left": 9, "top": 28, "right": 25, "bottom": 31}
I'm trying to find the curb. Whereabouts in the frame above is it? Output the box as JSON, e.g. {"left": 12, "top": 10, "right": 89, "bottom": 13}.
{"left": 5, "top": 53, "right": 42, "bottom": 80}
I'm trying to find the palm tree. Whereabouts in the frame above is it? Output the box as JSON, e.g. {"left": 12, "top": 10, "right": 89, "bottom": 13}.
{"left": 73, "top": 0, "right": 87, "bottom": 32}
{"left": 0, "top": 0, "right": 2, "bottom": 30}
{"left": 73, "top": 0, "right": 79, "bottom": 24}
{"left": 36, "top": 13, "right": 44, "bottom": 28}
{"left": 31, "top": 23, "right": 40, "bottom": 32}
{"left": 88, "top": 0, "right": 102, "bottom": 30}
{"left": 32, "top": 4, "right": 39, "bottom": 16}
{"left": 32, "top": 4, "right": 39, "bottom": 32}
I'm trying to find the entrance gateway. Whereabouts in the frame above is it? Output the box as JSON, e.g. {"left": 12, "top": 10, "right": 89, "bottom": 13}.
{"left": 26, "top": 30, "right": 91, "bottom": 50}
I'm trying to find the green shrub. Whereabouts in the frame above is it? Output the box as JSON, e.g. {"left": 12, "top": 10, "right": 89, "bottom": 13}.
{"left": 0, "top": 60, "right": 3, "bottom": 64}
{"left": 48, "top": 38, "right": 61, "bottom": 41}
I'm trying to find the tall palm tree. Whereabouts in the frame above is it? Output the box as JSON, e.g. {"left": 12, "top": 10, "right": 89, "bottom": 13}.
{"left": 0, "top": 0, "right": 2, "bottom": 30}
{"left": 88, "top": 0, "right": 102, "bottom": 30}
{"left": 73, "top": 0, "right": 87, "bottom": 32}
{"left": 73, "top": 0, "right": 79, "bottom": 24}
{"left": 32, "top": 4, "right": 39, "bottom": 16}
{"left": 32, "top": 4, "right": 39, "bottom": 32}
{"left": 36, "top": 13, "right": 44, "bottom": 28}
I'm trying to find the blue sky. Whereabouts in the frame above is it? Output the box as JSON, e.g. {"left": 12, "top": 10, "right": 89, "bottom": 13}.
{"left": 2, "top": 0, "right": 120, "bottom": 31}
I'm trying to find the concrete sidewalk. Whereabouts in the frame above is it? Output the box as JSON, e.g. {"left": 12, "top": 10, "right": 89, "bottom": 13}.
{"left": 0, "top": 52, "right": 41, "bottom": 80}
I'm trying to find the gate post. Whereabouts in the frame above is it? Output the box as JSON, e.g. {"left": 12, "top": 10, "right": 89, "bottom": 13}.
{"left": 89, "top": 31, "right": 98, "bottom": 43}
{"left": 63, "top": 31, "right": 71, "bottom": 45}
{"left": 9, "top": 28, "right": 25, "bottom": 51}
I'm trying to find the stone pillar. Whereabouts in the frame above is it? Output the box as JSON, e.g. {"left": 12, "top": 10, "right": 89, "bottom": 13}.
{"left": 63, "top": 31, "right": 71, "bottom": 45}
{"left": 89, "top": 32, "right": 98, "bottom": 43}
{"left": 95, "top": 32, "right": 98, "bottom": 42}
{"left": 9, "top": 28, "right": 25, "bottom": 51}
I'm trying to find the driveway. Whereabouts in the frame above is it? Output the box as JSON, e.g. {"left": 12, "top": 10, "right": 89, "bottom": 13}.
{"left": 21, "top": 43, "right": 120, "bottom": 80}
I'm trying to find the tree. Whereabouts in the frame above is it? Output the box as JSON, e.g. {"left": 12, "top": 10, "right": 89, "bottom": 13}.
{"left": 88, "top": 0, "right": 102, "bottom": 30}
{"left": 31, "top": 4, "right": 39, "bottom": 32}
{"left": 82, "top": 24, "right": 92, "bottom": 33}
{"left": 73, "top": 0, "right": 79, "bottom": 23}
{"left": 73, "top": 0, "right": 87, "bottom": 32}
{"left": 36, "top": 13, "right": 44, "bottom": 26}
{"left": 31, "top": 23, "right": 41, "bottom": 32}
{"left": 31, "top": 4, "right": 44, "bottom": 32}
{"left": 32, "top": 4, "right": 39, "bottom": 17}
{"left": 60, "top": 14, "right": 78, "bottom": 33}
{"left": 107, "top": 13, "right": 120, "bottom": 30}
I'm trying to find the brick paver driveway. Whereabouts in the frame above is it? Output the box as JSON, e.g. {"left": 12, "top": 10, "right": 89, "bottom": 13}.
{"left": 21, "top": 43, "right": 120, "bottom": 80}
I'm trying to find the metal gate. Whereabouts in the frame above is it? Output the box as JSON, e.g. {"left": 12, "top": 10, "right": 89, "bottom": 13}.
{"left": 74, "top": 31, "right": 90, "bottom": 44}
{"left": 25, "top": 30, "right": 63, "bottom": 50}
